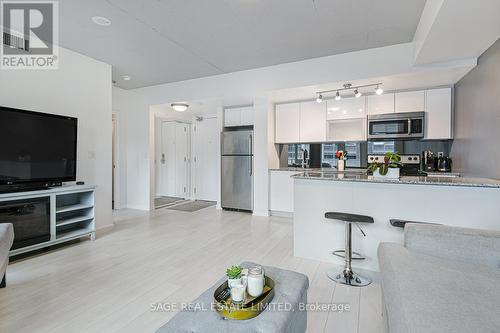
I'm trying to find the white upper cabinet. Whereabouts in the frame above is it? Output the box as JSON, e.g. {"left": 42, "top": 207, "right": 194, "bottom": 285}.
{"left": 395, "top": 90, "right": 425, "bottom": 113}
{"left": 240, "top": 106, "right": 254, "bottom": 126}
{"left": 327, "top": 118, "right": 366, "bottom": 142}
{"left": 367, "top": 93, "right": 395, "bottom": 115}
{"left": 224, "top": 106, "right": 254, "bottom": 127}
{"left": 425, "top": 88, "right": 453, "bottom": 140}
{"left": 275, "top": 103, "right": 300, "bottom": 143}
{"left": 300, "top": 101, "right": 326, "bottom": 142}
{"left": 326, "top": 97, "right": 366, "bottom": 120}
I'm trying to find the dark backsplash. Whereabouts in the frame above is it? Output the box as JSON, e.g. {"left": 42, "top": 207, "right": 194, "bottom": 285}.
{"left": 281, "top": 139, "right": 453, "bottom": 169}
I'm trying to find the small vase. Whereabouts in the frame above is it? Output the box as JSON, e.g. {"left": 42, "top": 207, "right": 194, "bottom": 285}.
{"left": 227, "top": 277, "right": 241, "bottom": 288}
{"left": 337, "top": 159, "right": 345, "bottom": 172}
{"left": 373, "top": 167, "right": 400, "bottom": 179}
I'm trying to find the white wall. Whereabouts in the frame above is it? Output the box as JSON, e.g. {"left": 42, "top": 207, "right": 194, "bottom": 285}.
{"left": 0, "top": 47, "right": 113, "bottom": 229}
{"left": 112, "top": 87, "right": 129, "bottom": 209}
{"left": 119, "top": 42, "right": 475, "bottom": 211}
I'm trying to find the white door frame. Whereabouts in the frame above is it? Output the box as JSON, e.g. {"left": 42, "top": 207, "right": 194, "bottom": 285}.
{"left": 112, "top": 111, "right": 121, "bottom": 210}
{"left": 192, "top": 115, "right": 218, "bottom": 201}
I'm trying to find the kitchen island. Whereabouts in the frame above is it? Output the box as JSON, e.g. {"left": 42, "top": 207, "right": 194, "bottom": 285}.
{"left": 293, "top": 171, "right": 500, "bottom": 272}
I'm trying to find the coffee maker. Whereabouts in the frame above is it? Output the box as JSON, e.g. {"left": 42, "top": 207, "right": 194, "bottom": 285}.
{"left": 422, "top": 151, "right": 437, "bottom": 172}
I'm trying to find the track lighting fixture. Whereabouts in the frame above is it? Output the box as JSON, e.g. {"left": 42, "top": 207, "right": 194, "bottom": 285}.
{"left": 315, "top": 82, "right": 382, "bottom": 101}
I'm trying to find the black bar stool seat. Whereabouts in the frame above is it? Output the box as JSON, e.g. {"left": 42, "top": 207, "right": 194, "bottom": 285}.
{"left": 325, "top": 211, "right": 373, "bottom": 287}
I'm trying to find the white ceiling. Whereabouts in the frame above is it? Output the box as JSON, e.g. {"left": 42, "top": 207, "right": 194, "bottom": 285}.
{"left": 58, "top": 0, "right": 426, "bottom": 89}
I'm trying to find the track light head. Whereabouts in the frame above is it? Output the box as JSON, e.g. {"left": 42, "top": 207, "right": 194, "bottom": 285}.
{"left": 375, "top": 85, "right": 384, "bottom": 95}
{"left": 316, "top": 94, "right": 323, "bottom": 103}
{"left": 335, "top": 91, "right": 341, "bottom": 101}
{"left": 354, "top": 89, "right": 362, "bottom": 98}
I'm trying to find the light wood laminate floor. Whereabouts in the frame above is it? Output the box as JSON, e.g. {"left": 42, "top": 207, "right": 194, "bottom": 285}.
{"left": 0, "top": 207, "right": 387, "bottom": 333}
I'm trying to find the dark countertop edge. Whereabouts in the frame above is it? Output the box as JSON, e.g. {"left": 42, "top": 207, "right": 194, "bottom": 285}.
{"left": 292, "top": 174, "right": 500, "bottom": 189}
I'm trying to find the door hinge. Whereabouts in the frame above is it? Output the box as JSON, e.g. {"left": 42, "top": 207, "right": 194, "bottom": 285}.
{"left": 194, "top": 126, "right": 196, "bottom": 132}
{"left": 184, "top": 187, "right": 186, "bottom": 193}
{"left": 184, "top": 127, "right": 187, "bottom": 132}
{"left": 194, "top": 187, "right": 196, "bottom": 194}
{"left": 194, "top": 156, "right": 197, "bottom": 162}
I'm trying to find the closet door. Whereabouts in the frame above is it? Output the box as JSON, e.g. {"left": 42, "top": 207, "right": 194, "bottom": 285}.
{"left": 159, "top": 122, "right": 177, "bottom": 197}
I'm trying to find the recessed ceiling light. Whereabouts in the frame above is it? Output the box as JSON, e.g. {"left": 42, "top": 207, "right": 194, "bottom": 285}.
{"left": 122, "top": 75, "right": 131, "bottom": 81}
{"left": 171, "top": 103, "right": 189, "bottom": 112}
{"left": 91, "top": 16, "right": 112, "bottom": 27}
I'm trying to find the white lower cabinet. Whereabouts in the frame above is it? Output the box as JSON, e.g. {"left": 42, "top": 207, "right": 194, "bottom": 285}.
{"left": 269, "top": 171, "right": 295, "bottom": 214}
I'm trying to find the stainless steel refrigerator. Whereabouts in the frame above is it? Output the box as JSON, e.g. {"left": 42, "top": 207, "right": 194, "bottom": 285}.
{"left": 221, "top": 130, "right": 253, "bottom": 211}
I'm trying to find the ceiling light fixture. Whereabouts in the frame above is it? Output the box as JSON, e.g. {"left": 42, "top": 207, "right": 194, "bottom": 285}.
{"left": 171, "top": 103, "right": 189, "bottom": 112}
{"left": 316, "top": 82, "right": 382, "bottom": 101}
{"left": 122, "top": 75, "right": 131, "bottom": 81}
{"left": 91, "top": 16, "right": 112, "bottom": 27}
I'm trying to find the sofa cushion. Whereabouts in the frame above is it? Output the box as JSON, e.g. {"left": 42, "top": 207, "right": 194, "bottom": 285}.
{"left": 155, "top": 262, "right": 309, "bottom": 333}
{"left": 0, "top": 223, "right": 14, "bottom": 278}
{"left": 378, "top": 242, "right": 500, "bottom": 333}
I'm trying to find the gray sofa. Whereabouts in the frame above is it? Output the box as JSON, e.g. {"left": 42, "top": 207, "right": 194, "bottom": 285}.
{"left": 0, "top": 223, "right": 14, "bottom": 288}
{"left": 378, "top": 223, "right": 500, "bottom": 333}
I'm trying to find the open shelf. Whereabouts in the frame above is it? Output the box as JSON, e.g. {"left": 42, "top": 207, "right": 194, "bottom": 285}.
{"left": 56, "top": 215, "right": 94, "bottom": 227}
{"left": 56, "top": 203, "right": 94, "bottom": 214}
{"left": 56, "top": 227, "right": 94, "bottom": 240}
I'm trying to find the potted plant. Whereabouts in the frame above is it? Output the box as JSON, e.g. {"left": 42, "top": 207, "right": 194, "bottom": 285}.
{"left": 226, "top": 265, "right": 243, "bottom": 287}
{"left": 368, "top": 152, "right": 403, "bottom": 179}
{"left": 335, "top": 150, "right": 348, "bottom": 172}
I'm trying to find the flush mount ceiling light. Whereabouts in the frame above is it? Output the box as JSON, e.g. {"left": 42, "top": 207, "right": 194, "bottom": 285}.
{"left": 122, "top": 75, "right": 131, "bottom": 81}
{"left": 171, "top": 103, "right": 189, "bottom": 112}
{"left": 91, "top": 16, "right": 112, "bottom": 27}
{"left": 316, "top": 82, "right": 382, "bottom": 101}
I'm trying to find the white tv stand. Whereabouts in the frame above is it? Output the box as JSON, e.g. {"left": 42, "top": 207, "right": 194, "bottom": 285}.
{"left": 0, "top": 185, "right": 96, "bottom": 256}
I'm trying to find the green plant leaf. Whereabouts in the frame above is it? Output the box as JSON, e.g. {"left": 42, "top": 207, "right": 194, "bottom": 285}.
{"left": 380, "top": 164, "right": 388, "bottom": 175}
{"left": 226, "top": 265, "right": 242, "bottom": 279}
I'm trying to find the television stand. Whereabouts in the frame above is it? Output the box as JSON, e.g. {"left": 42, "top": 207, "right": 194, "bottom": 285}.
{"left": 0, "top": 185, "right": 96, "bottom": 256}
{"left": 0, "top": 181, "right": 62, "bottom": 194}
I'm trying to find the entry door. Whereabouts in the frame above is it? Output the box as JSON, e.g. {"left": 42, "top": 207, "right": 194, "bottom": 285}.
{"left": 158, "top": 122, "right": 177, "bottom": 197}
{"left": 194, "top": 117, "right": 218, "bottom": 201}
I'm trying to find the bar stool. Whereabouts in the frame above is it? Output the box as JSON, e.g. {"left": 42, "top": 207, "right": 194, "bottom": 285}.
{"left": 325, "top": 212, "right": 374, "bottom": 287}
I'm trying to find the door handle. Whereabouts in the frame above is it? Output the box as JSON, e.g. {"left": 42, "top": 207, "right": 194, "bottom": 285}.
{"left": 407, "top": 119, "right": 412, "bottom": 135}
{"left": 249, "top": 134, "right": 252, "bottom": 154}
{"left": 249, "top": 158, "right": 252, "bottom": 176}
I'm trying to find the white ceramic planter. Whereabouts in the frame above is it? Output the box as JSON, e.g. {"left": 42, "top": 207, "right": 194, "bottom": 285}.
{"left": 227, "top": 277, "right": 241, "bottom": 288}
{"left": 373, "top": 167, "right": 400, "bottom": 179}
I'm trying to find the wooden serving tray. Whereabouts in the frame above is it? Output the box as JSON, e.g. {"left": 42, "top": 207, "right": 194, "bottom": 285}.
{"left": 213, "top": 275, "right": 275, "bottom": 320}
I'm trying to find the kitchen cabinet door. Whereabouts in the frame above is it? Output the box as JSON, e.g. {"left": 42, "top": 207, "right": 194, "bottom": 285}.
{"left": 326, "top": 97, "right": 366, "bottom": 120}
{"left": 224, "top": 108, "right": 241, "bottom": 127}
{"left": 425, "top": 88, "right": 452, "bottom": 139}
{"left": 269, "top": 171, "right": 295, "bottom": 213}
{"left": 300, "top": 101, "right": 326, "bottom": 142}
{"left": 395, "top": 90, "right": 425, "bottom": 113}
{"left": 240, "top": 106, "right": 254, "bottom": 126}
{"left": 275, "top": 103, "right": 300, "bottom": 143}
{"left": 327, "top": 118, "right": 366, "bottom": 142}
{"left": 367, "top": 93, "right": 395, "bottom": 115}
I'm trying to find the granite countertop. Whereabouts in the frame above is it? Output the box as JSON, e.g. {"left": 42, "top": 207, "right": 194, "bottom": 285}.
{"left": 292, "top": 171, "right": 500, "bottom": 188}
{"left": 269, "top": 167, "right": 366, "bottom": 173}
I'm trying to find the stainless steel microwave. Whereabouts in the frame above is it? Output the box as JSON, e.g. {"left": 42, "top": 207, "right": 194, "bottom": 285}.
{"left": 367, "top": 112, "right": 425, "bottom": 140}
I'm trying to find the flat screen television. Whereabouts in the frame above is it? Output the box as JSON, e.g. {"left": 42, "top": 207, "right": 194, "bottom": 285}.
{"left": 0, "top": 106, "right": 77, "bottom": 192}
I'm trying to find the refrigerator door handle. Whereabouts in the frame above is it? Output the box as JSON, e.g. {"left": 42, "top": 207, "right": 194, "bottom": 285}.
{"left": 249, "top": 134, "right": 252, "bottom": 155}
{"left": 249, "top": 158, "right": 252, "bottom": 176}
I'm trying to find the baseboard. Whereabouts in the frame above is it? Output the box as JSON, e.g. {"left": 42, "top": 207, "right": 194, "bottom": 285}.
{"left": 125, "top": 204, "right": 150, "bottom": 211}
{"left": 95, "top": 224, "right": 114, "bottom": 238}
{"left": 252, "top": 210, "right": 269, "bottom": 217}
{"left": 269, "top": 211, "right": 293, "bottom": 219}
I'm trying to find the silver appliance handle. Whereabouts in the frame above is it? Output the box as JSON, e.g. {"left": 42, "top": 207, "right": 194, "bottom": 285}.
{"left": 249, "top": 134, "right": 253, "bottom": 175}
{"left": 407, "top": 119, "right": 412, "bottom": 135}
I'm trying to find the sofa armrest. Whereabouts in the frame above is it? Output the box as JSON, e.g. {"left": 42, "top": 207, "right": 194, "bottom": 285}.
{"left": 404, "top": 223, "right": 500, "bottom": 270}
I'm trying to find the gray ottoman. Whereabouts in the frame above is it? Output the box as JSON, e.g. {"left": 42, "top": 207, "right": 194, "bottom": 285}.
{"left": 156, "top": 262, "right": 309, "bottom": 333}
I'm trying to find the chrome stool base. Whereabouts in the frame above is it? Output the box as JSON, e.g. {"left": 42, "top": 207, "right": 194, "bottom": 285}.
{"left": 327, "top": 269, "right": 372, "bottom": 287}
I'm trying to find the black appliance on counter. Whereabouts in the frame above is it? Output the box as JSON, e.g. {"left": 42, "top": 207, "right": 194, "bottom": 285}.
{"left": 422, "top": 151, "right": 438, "bottom": 172}
{"left": 437, "top": 156, "right": 452, "bottom": 172}
{"left": 368, "top": 154, "right": 422, "bottom": 176}
{"left": 0, "top": 197, "right": 50, "bottom": 250}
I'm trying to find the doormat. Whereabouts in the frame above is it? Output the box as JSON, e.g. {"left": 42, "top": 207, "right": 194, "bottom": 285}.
{"left": 167, "top": 200, "right": 216, "bottom": 212}
{"left": 155, "top": 196, "right": 184, "bottom": 208}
